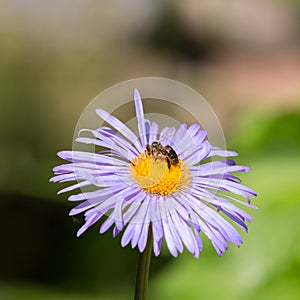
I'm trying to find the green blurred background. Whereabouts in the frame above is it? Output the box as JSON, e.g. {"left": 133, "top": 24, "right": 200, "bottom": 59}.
{"left": 1, "top": 1, "right": 300, "bottom": 299}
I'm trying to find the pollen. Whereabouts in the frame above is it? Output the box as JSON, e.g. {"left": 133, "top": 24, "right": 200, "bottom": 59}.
{"left": 130, "top": 152, "right": 190, "bottom": 196}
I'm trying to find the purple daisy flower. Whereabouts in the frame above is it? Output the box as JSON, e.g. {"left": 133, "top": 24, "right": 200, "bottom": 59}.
{"left": 51, "top": 88, "right": 257, "bottom": 258}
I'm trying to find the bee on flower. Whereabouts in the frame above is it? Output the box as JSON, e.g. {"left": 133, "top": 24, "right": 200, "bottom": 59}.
{"left": 51, "top": 88, "right": 257, "bottom": 258}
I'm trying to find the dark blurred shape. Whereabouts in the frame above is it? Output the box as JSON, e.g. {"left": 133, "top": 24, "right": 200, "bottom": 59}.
{"left": 143, "top": 6, "right": 223, "bottom": 63}
{"left": 0, "top": 192, "right": 70, "bottom": 284}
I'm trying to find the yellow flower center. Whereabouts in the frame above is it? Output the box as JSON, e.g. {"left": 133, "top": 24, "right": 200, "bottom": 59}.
{"left": 130, "top": 152, "right": 190, "bottom": 196}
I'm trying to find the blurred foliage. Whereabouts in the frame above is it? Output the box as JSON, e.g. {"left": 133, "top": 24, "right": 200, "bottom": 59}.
{"left": 230, "top": 110, "right": 300, "bottom": 159}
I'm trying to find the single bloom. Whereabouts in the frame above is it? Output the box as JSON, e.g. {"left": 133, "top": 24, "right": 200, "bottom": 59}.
{"left": 51, "top": 89, "right": 257, "bottom": 258}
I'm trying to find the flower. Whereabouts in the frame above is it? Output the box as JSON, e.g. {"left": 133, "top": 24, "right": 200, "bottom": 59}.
{"left": 51, "top": 88, "right": 257, "bottom": 258}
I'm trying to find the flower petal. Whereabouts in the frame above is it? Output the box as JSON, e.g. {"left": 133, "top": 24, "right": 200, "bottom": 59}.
{"left": 134, "top": 88, "right": 147, "bottom": 148}
{"left": 51, "top": 89, "right": 257, "bottom": 258}
{"left": 96, "top": 108, "right": 143, "bottom": 152}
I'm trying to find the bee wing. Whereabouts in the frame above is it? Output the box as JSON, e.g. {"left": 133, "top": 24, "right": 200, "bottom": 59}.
{"left": 159, "top": 127, "right": 176, "bottom": 143}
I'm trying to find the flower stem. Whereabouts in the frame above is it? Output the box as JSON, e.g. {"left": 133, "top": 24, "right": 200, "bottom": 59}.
{"left": 134, "top": 226, "right": 153, "bottom": 300}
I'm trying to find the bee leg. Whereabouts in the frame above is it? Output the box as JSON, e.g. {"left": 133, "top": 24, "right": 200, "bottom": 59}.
{"left": 146, "top": 144, "right": 151, "bottom": 155}
{"left": 130, "top": 160, "right": 135, "bottom": 166}
{"left": 166, "top": 158, "right": 171, "bottom": 170}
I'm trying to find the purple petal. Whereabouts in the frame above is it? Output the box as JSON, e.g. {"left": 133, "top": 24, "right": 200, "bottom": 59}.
{"left": 166, "top": 198, "right": 200, "bottom": 257}
{"left": 160, "top": 200, "right": 183, "bottom": 256}
{"left": 172, "top": 123, "right": 187, "bottom": 145}
{"left": 144, "top": 119, "right": 151, "bottom": 144}
{"left": 209, "top": 145, "right": 238, "bottom": 157}
{"left": 184, "top": 140, "right": 211, "bottom": 166}
{"left": 148, "top": 121, "right": 159, "bottom": 144}
{"left": 134, "top": 88, "right": 147, "bottom": 148}
{"left": 77, "top": 210, "right": 103, "bottom": 237}
{"left": 99, "top": 216, "right": 115, "bottom": 234}
{"left": 96, "top": 108, "right": 142, "bottom": 152}
{"left": 153, "top": 238, "right": 162, "bottom": 257}
{"left": 138, "top": 221, "right": 150, "bottom": 252}
{"left": 159, "top": 126, "right": 176, "bottom": 144}
{"left": 186, "top": 123, "right": 201, "bottom": 137}
{"left": 57, "top": 180, "right": 91, "bottom": 194}
{"left": 131, "top": 200, "right": 150, "bottom": 248}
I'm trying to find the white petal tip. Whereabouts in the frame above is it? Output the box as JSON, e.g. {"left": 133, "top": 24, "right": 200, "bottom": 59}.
{"left": 95, "top": 108, "right": 108, "bottom": 120}
{"left": 69, "top": 209, "right": 77, "bottom": 216}
{"left": 76, "top": 231, "right": 84, "bottom": 238}
{"left": 121, "top": 239, "right": 129, "bottom": 248}
{"left": 134, "top": 88, "right": 141, "bottom": 101}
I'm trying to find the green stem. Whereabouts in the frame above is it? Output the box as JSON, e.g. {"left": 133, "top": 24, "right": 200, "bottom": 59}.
{"left": 134, "top": 227, "right": 153, "bottom": 300}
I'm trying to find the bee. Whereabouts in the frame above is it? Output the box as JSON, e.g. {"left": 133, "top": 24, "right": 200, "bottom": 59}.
{"left": 146, "top": 141, "right": 179, "bottom": 170}
{"left": 146, "top": 127, "right": 179, "bottom": 170}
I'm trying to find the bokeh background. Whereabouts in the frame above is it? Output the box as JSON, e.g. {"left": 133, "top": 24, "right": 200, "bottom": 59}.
{"left": 1, "top": 1, "right": 300, "bottom": 299}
